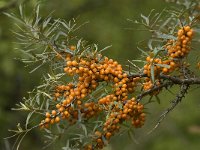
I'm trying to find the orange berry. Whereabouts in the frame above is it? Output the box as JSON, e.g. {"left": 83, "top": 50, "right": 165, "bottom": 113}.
{"left": 72, "top": 60, "right": 78, "bottom": 66}
{"left": 52, "top": 110, "right": 57, "bottom": 116}
{"left": 45, "top": 112, "right": 51, "bottom": 118}
{"left": 56, "top": 104, "right": 61, "bottom": 109}
{"left": 184, "top": 26, "right": 191, "bottom": 32}
{"left": 96, "top": 138, "right": 102, "bottom": 144}
{"left": 170, "top": 61, "right": 175, "bottom": 67}
{"left": 105, "top": 132, "right": 112, "bottom": 139}
{"left": 55, "top": 92, "right": 60, "bottom": 97}
{"left": 146, "top": 56, "right": 151, "bottom": 62}
{"left": 95, "top": 131, "right": 102, "bottom": 137}
{"left": 85, "top": 144, "right": 93, "bottom": 150}
{"left": 59, "top": 106, "right": 64, "bottom": 112}
{"left": 64, "top": 111, "right": 70, "bottom": 117}
{"left": 69, "top": 45, "right": 76, "bottom": 51}
{"left": 55, "top": 116, "right": 60, "bottom": 123}
{"left": 50, "top": 119, "right": 55, "bottom": 124}
{"left": 182, "top": 40, "right": 187, "bottom": 45}
{"left": 187, "top": 31, "right": 193, "bottom": 37}
{"left": 178, "top": 29, "right": 184, "bottom": 37}
{"left": 45, "top": 117, "right": 50, "bottom": 123}
{"left": 67, "top": 61, "right": 72, "bottom": 66}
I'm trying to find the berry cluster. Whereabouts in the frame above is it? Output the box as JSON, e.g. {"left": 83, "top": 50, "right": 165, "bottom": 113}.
{"left": 143, "top": 57, "right": 177, "bottom": 77}
{"left": 143, "top": 56, "right": 176, "bottom": 91}
{"left": 142, "top": 25, "right": 194, "bottom": 92}
{"left": 39, "top": 25, "right": 194, "bottom": 149}
{"left": 167, "top": 26, "right": 194, "bottom": 58}
{"left": 87, "top": 98, "right": 145, "bottom": 149}
{"left": 40, "top": 50, "right": 145, "bottom": 149}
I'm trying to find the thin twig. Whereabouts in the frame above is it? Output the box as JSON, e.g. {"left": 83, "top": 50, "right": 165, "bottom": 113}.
{"left": 148, "top": 84, "right": 190, "bottom": 134}
{"left": 128, "top": 73, "right": 147, "bottom": 78}
{"left": 136, "top": 81, "right": 173, "bottom": 102}
{"left": 160, "top": 74, "right": 200, "bottom": 84}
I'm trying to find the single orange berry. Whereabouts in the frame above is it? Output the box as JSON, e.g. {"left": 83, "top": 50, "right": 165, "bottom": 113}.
{"left": 52, "top": 110, "right": 57, "bottom": 116}
{"left": 55, "top": 116, "right": 60, "bottom": 123}
{"left": 69, "top": 45, "right": 76, "bottom": 51}
{"left": 45, "top": 112, "right": 51, "bottom": 118}
{"left": 184, "top": 26, "right": 191, "bottom": 32}
{"left": 45, "top": 117, "right": 50, "bottom": 123}
{"left": 162, "top": 68, "right": 168, "bottom": 73}
{"left": 95, "top": 131, "right": 102, "bottom": 137}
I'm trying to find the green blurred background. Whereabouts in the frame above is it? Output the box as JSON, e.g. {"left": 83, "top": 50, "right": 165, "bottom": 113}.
{"left": 0, "top": 0, "right": 200, "bottom": 150}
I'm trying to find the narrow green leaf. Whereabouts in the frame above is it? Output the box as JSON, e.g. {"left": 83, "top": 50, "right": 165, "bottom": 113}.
{"left": 59, "top": 20, "right": 70, "bottom": 31}
{"left": 150, "top": 64, "right": 155, "bottom": 83}
{"left": 44, "top": 128, "right": 52, "bottom": 134}
{"left": 155, "top": 32, "right": 176, "bottom": 40}
{"left": 153, "top": 47, "right": 159, "bottom": 55}
{"left": 43, "top": 17, "right": 51, "bottom": 29}
{"left": 155, "top": 63, "right": 170, "bottom": 68}
{"left": 19, "top": 5, "right": 23, "bottom": 19}
{"left": 131, "top": 59, "right": 146, "bottom": 63}
{"left": 4, "top": 12, "right": 25, "bottom": 25}
{"left": 137, "top": 47, "right": 148, "bottom": 56}
{"left": 54, "top": 31, "right": 67, "bottom": 40}
{"left": 128, "top": 129, "right": 139, "bottom": 144}
{"left": 29, "top": 63, "right": 44, "bottom": 73}
{"left": 17, "top": 123, "right": 23, "bottom": 132}
{"left": 80, "top": 124, "right": 87, "bottom": 136}
{"left": 99, "top": 45, "right": 112, "bottom": 53}
{"left": 148, "top": 39, "right": 153, "bottom": 50}
{"left": 78, "top": 109, "right": 82, "bottom": 122}
{"left": 25, "top": 111, "right": 34, "bottom": 129}
{"left": 75, "top": 39, "right": 82, "bottom": 54}
{"left": 141, "top": 14, "right": 149, "bottom": 25}
{"left": 35, "top": 5, "right": 40, "bottom": 21}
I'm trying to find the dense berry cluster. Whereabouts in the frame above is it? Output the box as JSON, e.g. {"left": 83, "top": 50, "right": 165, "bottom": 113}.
{"left": 167, "top": 26, "right": 194, "bottom": 58}
{"left": 40, "top": 50, "right": 144, "bottom": 149}
{"left": 39, "top": 25, "right": 194, "bottom": 149}
{"left": 142, "top": 25, "right": 194, "bottom": 92}
{"left": 143, "top": 57, "right": 177, "bottom": 77}
{"left": 86, "top": 98, "right": 145, "bottom": 149}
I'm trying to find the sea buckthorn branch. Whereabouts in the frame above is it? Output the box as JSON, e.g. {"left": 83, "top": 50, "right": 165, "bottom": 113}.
{"left": 11, "top": 22, "right": 198, "bottom": 149}
{"left": 5, "top": 6, "right": 87, "bottom": 73}
{"left": 128, "top": 73, "right": 147, "bottom": 78}
{"left": 159, "top": 74, "right": 200, "bottom": 84}
{"left": 7, "top": 1, "right": 200, "bottom": 150}
{"left": 136, "top": 81, "right": 174, "bottom": 102}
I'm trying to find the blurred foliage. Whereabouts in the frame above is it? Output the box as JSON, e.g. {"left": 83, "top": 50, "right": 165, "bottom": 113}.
{"left": 0, "top": 0, "right": 200, "bottom": 150}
